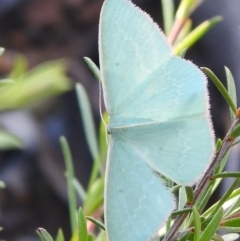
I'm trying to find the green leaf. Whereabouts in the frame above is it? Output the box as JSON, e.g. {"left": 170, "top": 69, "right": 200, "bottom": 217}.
{"left": 86, "top": 216, "right": 105, "bottom": 231}
{"left": 73, "top": 178, "right": 86, "bottom": 202}
{"left": 211, "top": 177, "right": 223, "bottom": 194}
{"left": 202, "top": 67, "right": 237, "bottom": 117}
{"left": 88, "top": 235, "right": 94, "bottom": 241}
{"left": 60, "top": 136, "right": 77, "bottom": 233}
{"left": 0, "top": 60, "right": 71, "bottom": 110}
{"left": 76, "top": 83, "right": 102, "bottom": 189}
{"left": 224, "top": 195, "right": 240, "bottom": 217}
{"left": 225, "top": 66, "right": 237, "bottom": 121}
{"left": 230, "top": 125, "right": 240, "bottom": 139}
{"left": 170, "top": 184, "right": 181, "bottom": 193}
{"left": 196, "top": 186, "right": 213, "bottom": 214}
{"left": 185, "top": 186, "right": 194, "bottom": 205}
{"left": 84, "top": 57, "right": 100, "bottom": 82}
{"left": 0, "top": 79, "right": 15, "bottom": 89}
{"left": 211, "top": 233, "right": 224, "bottom": 241}
{"left": 220, "top": 217, "right": 240, "bottom": 232}
{"left": 171, "top": 208, "right": 192, "bottom": 217}
{"left": 76, "top": 83, "right": 99, "bottom": 160}
{"left": 216, "top": 138, "right": 222, "bottom": 150}
{"left": 177, "top": 48, "right": 188, "bottom": 58}
{"left": 37, "top": 228, "right": 54, "bottom": 241}
{"left": 199, "top": 207, "right": 223, "bottom": 241}
{"left": 0, "top": 129, "right": 24, "bottom": 150}
{"left": 214, "top": 149, "right": 229, "bottom": 175}
{"left": 9, "top": 54, "right": 28, "bottom": 80}
{"left": 161, "top": 0, "right": 174, "bottom": 35}
{"left": 210, "top": 150, "right": 229, "bottom": 194}
{"left": 178, "top": 186, "right": 187, "bottom": 210}
{"left": 70, "top": 230, "right": 78, "bottom": 241}
{"left": 192, "top": 206, "right": 201, "bottom": 241}
{"left": 83, "top": 177, "right": 104, "bottom": 216}
{"left": 227, "top": 188, "right": 240, "bottom": 202}
{"left": 212, "top": 172, "right": 240, "bottom": 179}
{"left": 55, "top": 228, "right": 65, "bottom": 241}
{"left": 174, "top": 19, "right": 192, "bottom": 45}
{"left": 78, "top": 208, "right": 88, "bottom": 241}
{"left": 213, "top": 178, "right": 240, "bottom": 216}
{"left": 203, "top": 179, "right": 240, "bottom": 219}
{"left": 175, "top": 0, "right": 196, "bottom": 20}
{"left": 174, "top": 16, "right": 222, "bottom": 55}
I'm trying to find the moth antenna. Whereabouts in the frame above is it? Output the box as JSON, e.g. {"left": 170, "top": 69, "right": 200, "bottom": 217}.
{"left": 98, "top": 79, "right": 109, "bottom": 145}
{"left": 99, "top": 79, "right": 105, "bottom": 124}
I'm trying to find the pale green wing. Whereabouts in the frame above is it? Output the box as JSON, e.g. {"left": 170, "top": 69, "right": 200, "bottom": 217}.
{"left": 105, "top": 138, "right": 175, "bottom": 241}
{"left": 99, "top": 0, "right": 171, "bottom": 117}
{"left": 112, "top": 116, "right": 214, "bottom": 186}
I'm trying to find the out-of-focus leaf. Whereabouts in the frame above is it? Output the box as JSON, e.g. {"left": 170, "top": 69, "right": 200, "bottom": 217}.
{"left": 83, "top": 177, "right": 104, "bottom": 216}
{"left": 37, "top": 228, "right": 54, "bottom": 241}
{"left": 0, "top": 48, "right": 4, "bottom": 56}
{"left": 70, "top": 230, "right": 78, "bottom": 241}
{"left": 9, "top": 54, "right": 28, "bottom": 80}
{"left": 174, "top": 19, "right": 192, "bottom": 45}
{"left": 73, "top": 178, "right": 86, "bottom": 202}
{"left": 0, "top": 79, "right": 14, "bottom": 90}
{"left": 0, "top": 60, "right": 71, "bottom": 110}
{"left": 174, "top": 16, "right": 222, "bottom": 54}
{"left": 60, "top": 136, "right": 77, "bottom": 233}
{"left": 76, "top": 83, "right": 102, "bottom": 189}
{"left": 175, "top": 0, "right": 197, "bottom": 20}
{"left": 78, "top": 208, "right": 88, "bottom": 241}
{"left": 0, "top": 180, "right": 5, "bottom": 188}
{"left": 0, "top": 129, "right": 23, "bottom": 150}
{"left": 56, "top": 228, "right": 65, "bottom": 241}
{"left": 76, "top": 83, "right": 99, "bottom": 161}
{"left": 161, "top": 0, "right": 174, "bottom": 35}
{"left": 88, "top": 235, "right": 94, "bottom": 241}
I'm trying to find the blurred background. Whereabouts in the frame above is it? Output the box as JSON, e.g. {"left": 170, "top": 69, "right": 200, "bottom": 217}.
{"left": 0, "top": 0, "right": 239, "bottom": 240}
